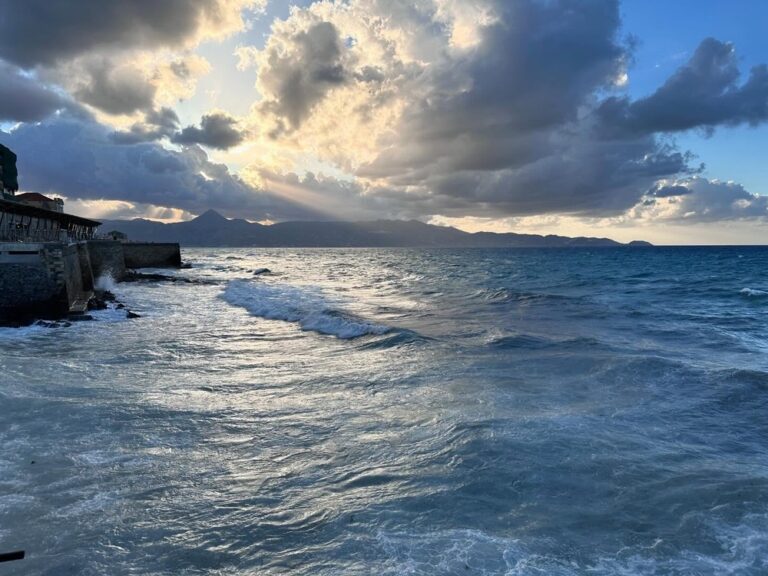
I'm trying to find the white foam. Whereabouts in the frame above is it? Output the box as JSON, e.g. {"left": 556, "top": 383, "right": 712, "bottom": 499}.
{"left": 220, "top": 279, "right": 390, "bottom": 339}
{"left": 740, "top": 288, "right": 768, "bottom": 297}
{"left": 374, "top": 520, "right": 768, "bottom": 576}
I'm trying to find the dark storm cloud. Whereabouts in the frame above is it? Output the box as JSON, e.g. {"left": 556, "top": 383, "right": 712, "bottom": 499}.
{"left": 110, "top": 108, "right": 181, "bottom": 144}
{"left": 74, "top": 60, "right": 157, "bottom": 115}
{"left": 172, "top": 113, "right": 246, "bottom": 150}
{"left": 1, "top": 115, "right": 319, "bottom": 221}
{"left": 597, "top": 38, "right": 768, "bottom": 137}
{"left": 363, "top": 133, "right": 696, "bottom": 218}
{"left": 358, "top": 0, "right": 676, "bottom": 216}
{"left": 0, "top": 61, "right": 69, "bottom": 122}
{"left": 648, "top": 183, "right": 692, "bottom": 198}
{"left": 259, "top": 21, "right": 349, "bottom": 132}
{"left": 353, "top": 1, "right": 768, "bottom": 219}
{"left": 0, "top": 0, "right": 237, "bottom": 68}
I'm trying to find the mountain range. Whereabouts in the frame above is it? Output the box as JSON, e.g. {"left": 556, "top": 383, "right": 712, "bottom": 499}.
{"left": 99, "top": 210, "right": 652, "bottom": 248}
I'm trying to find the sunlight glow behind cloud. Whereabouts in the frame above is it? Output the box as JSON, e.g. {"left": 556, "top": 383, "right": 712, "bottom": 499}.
{"left": 0, "top": 0, "right": 766, "bottom": 243}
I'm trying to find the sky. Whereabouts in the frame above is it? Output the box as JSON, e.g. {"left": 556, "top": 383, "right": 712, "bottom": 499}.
{"left": 0, "top": 0, "right": 766, "bottom": 244}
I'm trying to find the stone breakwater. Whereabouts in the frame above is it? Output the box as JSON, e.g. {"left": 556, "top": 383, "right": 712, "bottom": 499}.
{"left": 0, "top": 240, "right": 181, "bottom": 324}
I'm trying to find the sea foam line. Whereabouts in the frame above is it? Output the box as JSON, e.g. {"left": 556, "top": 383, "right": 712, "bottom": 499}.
{"left": 220, "top": 279, "right": 390, "bottom": 339}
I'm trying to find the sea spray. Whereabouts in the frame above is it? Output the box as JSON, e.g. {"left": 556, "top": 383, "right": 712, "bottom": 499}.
{"left": 95, "top": 274, "right": 117, "bottom": 293}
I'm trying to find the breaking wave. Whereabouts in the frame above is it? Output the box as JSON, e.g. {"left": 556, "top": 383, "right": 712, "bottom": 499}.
{"left": 95, "top": 273, "right": 117, "bottom": 292}
{"left": 220, "top": 279, "right": 391, "bottom": 339}
{"left": 740, "top": 287, "right": 768, "bottom": 298}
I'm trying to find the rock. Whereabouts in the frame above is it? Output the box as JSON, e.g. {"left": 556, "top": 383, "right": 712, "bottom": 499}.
{"left": 253, "top": 268, "right": 271, "bottom": 276}
{"left": 88, "top": 298, "right": 108, "bottom": 310}
{"left": 34, "top": 320, "right": 70, "bottom": 328}
{"left": 124, "top": 271, "right": 201, "bottom": 284}
{"left": 69, "top": 314, "right": 95, "bottom": 322}
{"left": 126, "top": 311, "right": 141, "bottom": 319}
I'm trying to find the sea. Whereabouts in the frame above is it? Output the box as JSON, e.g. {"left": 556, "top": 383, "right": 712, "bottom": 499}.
{"left": 1, "top": 247, "right": 767, "bottom": 575}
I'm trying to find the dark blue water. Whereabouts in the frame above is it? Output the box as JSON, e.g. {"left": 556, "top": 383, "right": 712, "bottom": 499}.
{"left": 1, "top": 247, "right": 767, "bottom": 574}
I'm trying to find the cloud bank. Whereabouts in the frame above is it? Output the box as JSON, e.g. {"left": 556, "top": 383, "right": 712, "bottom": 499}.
{"left": 0, "top": 0, "right": 765, "bottom": 236}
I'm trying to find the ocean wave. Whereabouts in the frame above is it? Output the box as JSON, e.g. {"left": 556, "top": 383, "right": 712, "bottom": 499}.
{"left": 354, "top": 328, "right": 429, "bottom": 350}
{"left": 474, "top": 287, "right": 574, "bottom": 304}
{"left": 487, "top": 332, "right": 604, "bottom": 351}
{"left": 374, "top": 517, "right": 768, "bottom": 576}
{"left": 220, "top": 279, "right": 391, "bottom": 339}
{"left": 740, "top": 287, "right": 768, "bottom": 297}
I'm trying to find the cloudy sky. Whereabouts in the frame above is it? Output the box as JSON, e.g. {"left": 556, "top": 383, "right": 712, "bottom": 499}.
{"left": 1, "top": 0, "right": 766, "bottom": 244}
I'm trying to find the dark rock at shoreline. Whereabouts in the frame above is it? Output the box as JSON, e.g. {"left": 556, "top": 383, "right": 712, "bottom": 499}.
{"left": 69, "top": 314, "right": 95, "bottom": 322}
{"left": 88, "top": 298, "right": 108, "bottom": 310}
{"left": 123, "top": 271, "right": 205, "bottom": 284}
{"left": 34, "top": 319, "right": 72, "bottom": 328}
{"left": 89, "top": 290, "right": 117, "bottom": 311}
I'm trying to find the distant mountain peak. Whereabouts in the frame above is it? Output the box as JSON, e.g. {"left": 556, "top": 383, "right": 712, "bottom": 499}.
{"left": 193, "top": 209, "right": 228, "bottom": 223}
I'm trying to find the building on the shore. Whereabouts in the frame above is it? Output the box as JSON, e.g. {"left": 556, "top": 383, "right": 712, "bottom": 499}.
{"left": 0, "top": 197, "right": 100, "bottom": 243}
{"left": 14, "top": 192, "right": 64, "bottom": 213}
{"left": 0, "top": 144, "right": 19, "bottom": 199}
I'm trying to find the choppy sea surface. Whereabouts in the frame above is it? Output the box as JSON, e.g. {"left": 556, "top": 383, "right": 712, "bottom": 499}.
{"left": 1, "top": 247, "right": 767, "bottom": 575}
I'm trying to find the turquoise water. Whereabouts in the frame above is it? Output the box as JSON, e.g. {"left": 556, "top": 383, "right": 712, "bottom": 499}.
{"left": 1, "top": 247, "right": 767, "bottom": 575}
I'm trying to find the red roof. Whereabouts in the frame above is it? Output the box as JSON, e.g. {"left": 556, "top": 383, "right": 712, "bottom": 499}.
{"left": 15, "top": 192, "right": 57, "bottom": 202}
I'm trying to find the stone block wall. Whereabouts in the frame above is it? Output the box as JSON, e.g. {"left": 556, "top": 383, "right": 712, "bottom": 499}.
{"left": 0, "top": 243, "right": 65, "bottom": 318}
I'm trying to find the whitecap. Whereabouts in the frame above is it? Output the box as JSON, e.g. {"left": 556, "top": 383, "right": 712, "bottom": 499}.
{"left": 220, "top": 279, "right": 390, "bottom": 339}
{"left": 740, "top": 288, "right": 768, "bottom": 297}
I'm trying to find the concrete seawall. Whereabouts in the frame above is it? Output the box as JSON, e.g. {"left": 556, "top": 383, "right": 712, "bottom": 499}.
{"left": 123, "top": 243, "right": 181, "bottom": 269}
{"left": 0, "top": 240, "right": 181, "bottom": 322}
{"left": 87, "top": 240, "right": 127, "bottom": 281}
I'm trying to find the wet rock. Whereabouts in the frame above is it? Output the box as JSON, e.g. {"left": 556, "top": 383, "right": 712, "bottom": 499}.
{"left": 89, "top": 289, "right": 117, "bottom": 310}
{"left": 69, "top": 314, "right": 95, "bottom": 322}
{"left": 88, "top": 298, "right": 108, "bottom": 311}
{"left": 126, "top": 311, "right": 141, "bottom": 319}
{"left": 34, "top": 319, "right": 72, "bottom": 328}
{"left": 123, "top": 271, "right": 203, "bottom": 284}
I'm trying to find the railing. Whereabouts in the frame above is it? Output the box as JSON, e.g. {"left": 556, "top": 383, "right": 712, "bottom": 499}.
{"left": 0, "top": 228, "right": 75, "bottom": 243}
